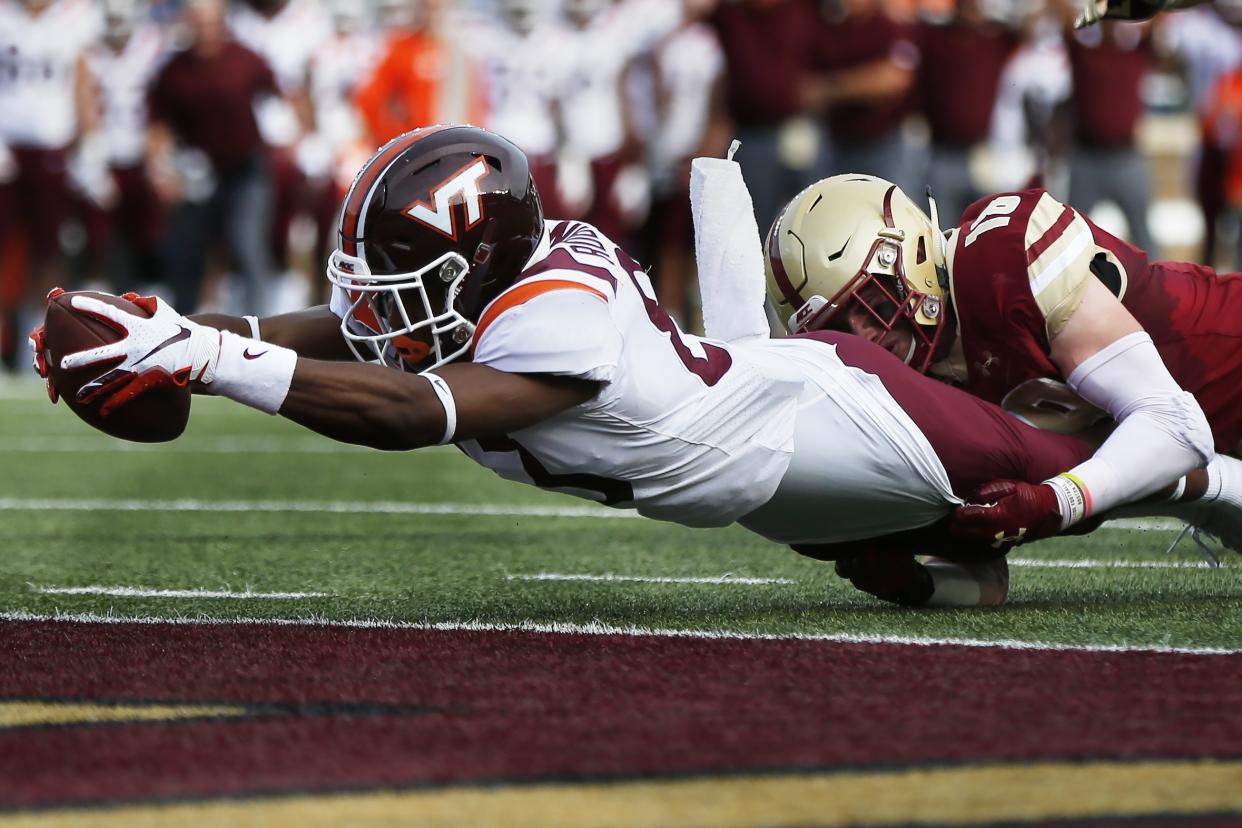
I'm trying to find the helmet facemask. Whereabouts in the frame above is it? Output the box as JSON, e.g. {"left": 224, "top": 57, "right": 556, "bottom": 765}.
{"left": 327, "top": 248, "right": 476, "bottom": 372}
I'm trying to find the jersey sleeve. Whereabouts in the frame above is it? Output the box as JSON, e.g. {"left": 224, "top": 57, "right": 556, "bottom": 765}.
{"left": 471, "top": 284, "right": 621, "bottom": 382}
{"left": 1021, "top": 190, "right": 1095, "bottom": 340}
{"left": 954, "top": 189, "right": 1095, "bottom": 346}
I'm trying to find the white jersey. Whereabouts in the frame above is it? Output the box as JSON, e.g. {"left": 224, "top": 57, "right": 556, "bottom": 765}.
{"left": 0, "top": 0, "right": 102, "bottom": 148}
{"left": 231, "top": 0, "right": 329, "bottom": 147}
{"left": 651, "top": 24, "right": 722, "bottom": 179}
{"left": 230, "top": 0, "right": 330, "bottom": 94}
{"left": 328, "top": 220, "right": 958, "bottom": 537}
{"left": 558, "top": 12, "right": 641, "bottom": 160}
{"left": 475, "top": 20, "right": 566, "bottom": 158}
{"left": 86, "top": 26, "right": 166, "bottom": 167}
{"left": 307, "top": 30, "right": 376, "bottom": 151}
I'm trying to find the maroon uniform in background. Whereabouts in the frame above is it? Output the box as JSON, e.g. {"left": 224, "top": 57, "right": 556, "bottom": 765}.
{"left": 1062, "top": 23, "right": 1156, "bottom": 254}
{"left": 915, "top": 17, "right": 1017, "bottom": 222}
{"left": 814, "top": 9, "right": 916, "bottom": 146}
{"left": 710, "top": 0, "right": 818, "bottom": 129}
{"left": 813, "top": 5, "right": 918, "bottom": 188}
{"left": 1064, "top": 26, "right": 1151, "bottom": 149}
{"left": 709, "top": 0, "right": 826, "bottom": 229}
{"left": 946, "top": 189, "right": 1242, "bottom": 453}
{"left": 147, "top": 40, "right": 279, "bottom": 313}
{"left": 915, "top": 21, "right": 1015, "bottom": 148}
{"left": 147, "top": 42, "right": 277, "bottom": 173}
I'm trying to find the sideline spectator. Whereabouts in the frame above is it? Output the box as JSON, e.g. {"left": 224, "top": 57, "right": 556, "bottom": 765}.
{"left": 647, "top": 9, "right": 728, "bottom": 325}
{"left": 0, "top": 0, "right": 101, "bottom": 369}
{"left": 147, "top": 0, "right": 279, "bottom": 313}
{"left": 810, "top": 0, "right": 920, "bottom": 193}
{"left": 231, "top": 0, "right": 331, "bottom": 306}
{"left": 353, "top": 0, "right": 484, "bottom": 145}
{"left": 558, "top": 0, "right": 673, "bottom": 245}
{"left": 476, "top": 0, "right": 569, "bottom": 220}
{"left": 1158, "top": 3, "right": 1242, "bottom": 265}
{"left": 709, "top": 0, "right": 827, "bottom": 230}
{"left": 80, "top": 0, "right": 167, "bottom": 292}
{"left": 916, "top": 0, "right": 1019, "bottom": 222}
{"left": 303, "top": 0, "right": 379, "bottom": 301}
{"left": 1062, "top": 14, "right": 1158, "bottom": 255}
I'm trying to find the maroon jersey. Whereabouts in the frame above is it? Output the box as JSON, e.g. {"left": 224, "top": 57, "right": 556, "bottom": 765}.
{"left": 943, "top": 188, "right": 1242, "bottom": 452}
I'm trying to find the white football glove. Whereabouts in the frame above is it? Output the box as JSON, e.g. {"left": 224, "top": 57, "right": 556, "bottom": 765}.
{"left": 61, "top": 293, "right": 222, "bottom": 416}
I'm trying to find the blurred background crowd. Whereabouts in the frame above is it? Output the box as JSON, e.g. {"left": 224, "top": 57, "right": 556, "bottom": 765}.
{"left": 2, "top": 0, "right": 1242, "bottom": 373}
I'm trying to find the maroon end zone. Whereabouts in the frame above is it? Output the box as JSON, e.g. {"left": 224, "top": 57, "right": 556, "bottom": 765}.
{"left": 1, "top": 619, "right": 1240, "bottom": 809}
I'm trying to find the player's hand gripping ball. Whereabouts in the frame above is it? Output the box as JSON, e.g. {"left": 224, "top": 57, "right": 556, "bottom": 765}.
{"left": 32, "top": 289, "right": 193, "bottom": 442}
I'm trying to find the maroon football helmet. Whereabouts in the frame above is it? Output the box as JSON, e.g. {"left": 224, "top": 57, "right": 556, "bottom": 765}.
{"left": 327, "top": 124, "right": 544, "bottom": 370}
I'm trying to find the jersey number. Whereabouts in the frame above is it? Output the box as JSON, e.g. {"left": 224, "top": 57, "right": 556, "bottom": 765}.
{"left": 616, "top": 247, "right": 732, "bottom": 385}
{"left": 475, "top": 247, "right": 732, "bottom": 505}
{"left": 964, "top": 195, "right": 1021, "bottom": 247}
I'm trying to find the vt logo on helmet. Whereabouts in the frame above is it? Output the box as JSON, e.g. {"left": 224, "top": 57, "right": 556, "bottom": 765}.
{"left": 404, "top": 158, "right": 491, "bottom": 239}
{"left": 328, "top": 125, "right": 544, "bottom": 371}
{"left": 764, "top": 174, "right": 951, "bottom": 373}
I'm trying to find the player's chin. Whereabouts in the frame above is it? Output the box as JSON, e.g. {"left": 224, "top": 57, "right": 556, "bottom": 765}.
{"left": 881, "top": 332, "right": 917, "bottom": 365}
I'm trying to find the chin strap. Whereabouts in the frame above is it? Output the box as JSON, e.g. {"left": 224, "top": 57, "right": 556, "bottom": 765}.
{"left": 925, "top": 187, "right": 951, "bottom": 292}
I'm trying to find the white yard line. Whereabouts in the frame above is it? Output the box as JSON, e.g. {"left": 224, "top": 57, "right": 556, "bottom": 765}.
{"left": 30, "top": 585, "right": 330, "bottom": 599}
{"left": 1009, "top": 558, "right": 1217, "bottom": 569}
{"left": 507, "top": 572, "right": 795, "bottom": 585}
{"left": 0, "top": 437, "right": 373, "bottom": 454}
{"left": 0, "top": 497, "right": 636, "bottom": 520}
{"left": 0, "top": 497, "right": 1190, "bottom": 530}
{"left": 0, "top": 609, "right": 1236, "bottom": 656}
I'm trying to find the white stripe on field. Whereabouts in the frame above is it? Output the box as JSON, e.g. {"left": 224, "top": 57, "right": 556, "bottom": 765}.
{"left": 0, "top": 498, "right": 637, "bottom": 520}
{"left": 1009, "top": 558, "right": 1218, "bottom": 570}
{"left": 31, "top": 585, "right": 330, "bottom": 599}
{"left": 0, "top": 436, "right": 374, "bottom": 454}
{"left": 0, "top": 497, "right": 1188, "bottom": 530}
{"left": 507, "top": 572, "right": 794, "bottom": 585}
{"left": 0, "top": 609, "right": 1236, "bottom": 656}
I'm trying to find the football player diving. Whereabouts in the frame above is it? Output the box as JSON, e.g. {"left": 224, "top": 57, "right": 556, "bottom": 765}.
{"left": 25, "top": 126, "right": 1182, "bottom": 608}
{"left": 759, "top": 173, "right": 1242, "bottom": 599}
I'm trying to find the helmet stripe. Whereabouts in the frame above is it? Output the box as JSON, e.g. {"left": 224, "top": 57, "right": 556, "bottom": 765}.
{"left": 339, "top": 125, "right": 455, "bottom": 257}
{"left": 767, "top": 216, "right": 803, "bottom": 309}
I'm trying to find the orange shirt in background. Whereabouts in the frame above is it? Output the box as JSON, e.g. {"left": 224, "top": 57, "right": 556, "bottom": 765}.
{"left": 354, "top": 30, "right": 485, "bottom": 145}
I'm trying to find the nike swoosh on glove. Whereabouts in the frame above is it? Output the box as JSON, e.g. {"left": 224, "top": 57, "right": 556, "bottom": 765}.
{"left": 948, "top": 480, "right": 1063, "bottom": 551}
{"left": 59, "top": 293, "right": 221, "bottom": 416}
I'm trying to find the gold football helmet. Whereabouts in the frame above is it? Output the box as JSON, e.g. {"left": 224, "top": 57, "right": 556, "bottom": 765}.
{"left": 764, "top": 174, "right": 951, "bottom": 372}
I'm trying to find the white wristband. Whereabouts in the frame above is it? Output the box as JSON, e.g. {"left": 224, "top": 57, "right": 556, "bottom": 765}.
{"left": 209, "top": 331, "right": 298, "bottom": 415}
{"left": 1044, "top": 473, "right": 1088, "bottom": 530}
{"left": 243, "top": 315, "right": 261, "bottom": 340}
{"left": 421, "top": 371, "right": 456, "bottom": 445}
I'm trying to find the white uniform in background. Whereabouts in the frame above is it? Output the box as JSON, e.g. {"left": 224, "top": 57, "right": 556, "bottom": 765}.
{"left": 0, "top": 0, "right": 102, "bottom": 150}
{"left": 86, "top": 24, "right": 166, "bottom": 169}
{"left": 230, "top": 0, "right": 331, "bottom": 147}
{"left": 650, "top": 23, "right": 723, "bottom": 187}
{"left": 331, "top": 219, "right": 958, "bottom": 539}
{"left": 558, "top": 8, "right": 641, "bottom": 161}
{"left": 303, "top": 27, "right": 377, "bottom": 180}
{"left": 473, "top": 17, "right": 567, "bottom": 161}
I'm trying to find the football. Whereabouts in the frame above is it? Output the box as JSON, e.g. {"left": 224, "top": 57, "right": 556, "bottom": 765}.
{"left": 42, "top": 291, "right": 191, "bottom": 443}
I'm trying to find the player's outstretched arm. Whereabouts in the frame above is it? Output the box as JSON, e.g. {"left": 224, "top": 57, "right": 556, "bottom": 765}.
{"left": 60, "top": 294, "right": 598, "bottom": 449}
{"left": 278, "top": 359, "right": 597, "bottom": 451}
{"left": 190, "top": 305, "right": 355, "bottom": 362}
{"left": 952, "top": 276, "right": 1213, "bottom": 546}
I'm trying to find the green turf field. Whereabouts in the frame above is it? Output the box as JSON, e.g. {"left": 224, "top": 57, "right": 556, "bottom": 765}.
{"left": 2, "top": 380, "right": 1239, "bottom": 651}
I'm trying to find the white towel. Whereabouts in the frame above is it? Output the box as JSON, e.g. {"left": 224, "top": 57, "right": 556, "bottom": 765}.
{"left": 689, "top": 155, "right": 771, "bottom": 345}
